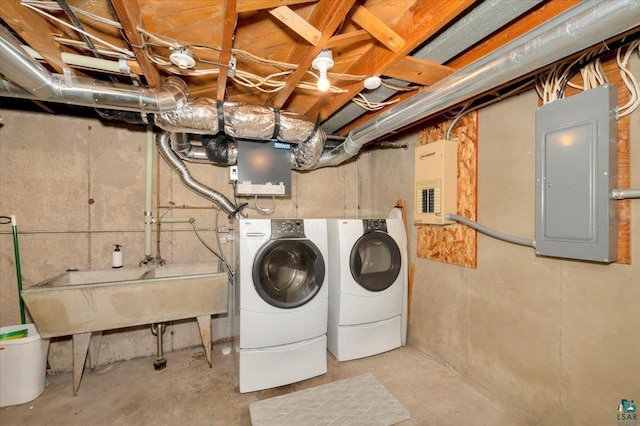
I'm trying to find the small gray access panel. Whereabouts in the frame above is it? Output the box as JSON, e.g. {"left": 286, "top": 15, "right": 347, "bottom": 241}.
{"left": 236, "top": 140, "right": 291, "bottom": 196}
{"left": 535, "top": 84, "right": 618, "bottom": 263}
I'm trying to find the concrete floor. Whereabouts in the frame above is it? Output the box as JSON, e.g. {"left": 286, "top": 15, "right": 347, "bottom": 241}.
{"left": 1, "top": 344, "right": 528, "bottom": 425}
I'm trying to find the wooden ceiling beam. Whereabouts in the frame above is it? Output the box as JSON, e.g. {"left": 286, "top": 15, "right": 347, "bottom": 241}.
{"left": 217, "top": 0, "right": 237, "bottom": 101}
{"left": 313, "top": 0, "right": 475, "bottom": 120}
{"left": 238, "top": 0, "right": 316, "bottom": 13}
{"left": 111, "top": 0, "right": 161, "bottom": 87}
{"left": 267, "top": 0, "right": 356, "bottom": 109}
{"left": 385, "top": 57, "right": 455, "bottom": 86}
{"left": 0, "top": 1, "right": 65, "bottom": 73}
{"left": 349, "top": 5, "right": 404, "bottom": 53}
{"left": 325, "top": 29, "right": 370, "bottom": 49}
{"left": 269, "top": 6, "right": 321, "bottom": 46}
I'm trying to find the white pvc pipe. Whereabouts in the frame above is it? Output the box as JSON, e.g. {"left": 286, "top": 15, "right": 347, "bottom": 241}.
{"left": 144, "top": 126, "right": 153, "bottom": 258}
{"left": 159, "top": 217, "right": 193, "bottom": 224}
{"left": 22, "top": 45, "right": 130, "bottom": 74}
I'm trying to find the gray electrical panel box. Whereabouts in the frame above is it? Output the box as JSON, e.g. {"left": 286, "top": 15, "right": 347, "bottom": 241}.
{"left": 236, "top": 140, "right": 291, "bottom": 196}
{"left": 535, "top": 84, "right": 618, "bottom": 263}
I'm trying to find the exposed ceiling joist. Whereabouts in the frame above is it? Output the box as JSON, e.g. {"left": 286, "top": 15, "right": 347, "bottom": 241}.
{"left": 267, "top": 0, "right": 357, "bottom": 109}
{"left": 237, "top": 0, "right": 315, "bottom": 13}
{"left": 0, "top": 1, "right": 65, "bottom": 73}
{"left": 385, "top": 57, "right": 455, "bottom": 86}
{"left": 325, "top": 29, "right": 370, "bottom": 49}
{"left": 111, "top": 0, "right": 161, "bottom": 87}
{"left": 269, "top": 6, "right": 321, "bottom": 46}
{"left": 217, "top": 0, "right": 237, "bottom": 101}
{"left": 349, "top": 5, "right": 405, "bottom": 53}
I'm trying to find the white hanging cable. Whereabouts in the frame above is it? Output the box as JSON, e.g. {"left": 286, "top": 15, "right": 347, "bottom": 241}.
{"left": 21, "top": 1, "right": 134, "bottom": 57}
{"left": 617, "top": 40, "right": 640, "bottom": 117}
{"left": 447, "top": 79, "right": 534, "bottom": 140}
{"left": 536, "top": 40, "right": 639, "bottom": 116}
{"left": 351, "top": 93, "right": 399, "bottom": 111}
{"left": 253, "top": 195, "right": 276, "bottom": 215}
{"left": 21, "top": 0, "right": 124, "bottom": 29}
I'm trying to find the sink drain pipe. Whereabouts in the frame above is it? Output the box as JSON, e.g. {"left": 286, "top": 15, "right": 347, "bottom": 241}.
{"left": 151, "top": 323, "right": 167, "bottom": 370}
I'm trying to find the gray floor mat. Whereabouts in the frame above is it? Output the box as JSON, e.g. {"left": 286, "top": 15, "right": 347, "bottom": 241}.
{"left": 249, "top": 373, "right": 411, "bottom": 425}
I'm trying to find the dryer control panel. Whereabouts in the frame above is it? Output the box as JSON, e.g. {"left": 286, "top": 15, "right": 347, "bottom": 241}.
{"left": 271, "top": 219, "right": 305, "bottom": 238}
{"left": 362, "top": 219, "right": 387, "bottom": 233}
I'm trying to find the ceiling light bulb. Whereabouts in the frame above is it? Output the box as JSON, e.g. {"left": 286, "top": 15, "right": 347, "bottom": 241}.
{"left": 312, "top": 49, "right": 334, "bottom": 92}
{"left": 317, "top": 71, "right": 330, "bottom": 92}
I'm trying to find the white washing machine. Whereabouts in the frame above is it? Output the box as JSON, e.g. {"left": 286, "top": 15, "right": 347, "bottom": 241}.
{"left": 236, "top": 218, "right": 328, "bottom": 393}
{"left": 327, "top": 218, "right": 407, "bottom": 361}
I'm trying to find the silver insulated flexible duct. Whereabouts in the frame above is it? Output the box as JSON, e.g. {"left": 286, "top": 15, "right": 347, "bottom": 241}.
{"left": 154, "top": 98, "right": 325, "bottom": 170}
{"left": 156, "top": 132, "right": 238, "bottom": 216}
{"left": 314, "top": 0, "right": 640, "bottom": 168}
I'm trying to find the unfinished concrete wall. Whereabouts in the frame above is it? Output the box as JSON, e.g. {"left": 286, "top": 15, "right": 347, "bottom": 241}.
{"left": 0, "top": 109, "right": 356, "bottom": 372}
{"left": 361, "top": 85, "right": 639, "bottom": 425}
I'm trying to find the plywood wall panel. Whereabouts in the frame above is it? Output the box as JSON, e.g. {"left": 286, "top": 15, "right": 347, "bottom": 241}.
{"left": 417, "top": 112, "right": 478, "bottom": 268}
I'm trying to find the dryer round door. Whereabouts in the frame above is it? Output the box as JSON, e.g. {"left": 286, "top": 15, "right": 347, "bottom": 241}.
{"left": 252, "top": 238, "right": 325, "bottom": 309}
{"left": 350, "top": 231, "right": 402, "bottom": 292}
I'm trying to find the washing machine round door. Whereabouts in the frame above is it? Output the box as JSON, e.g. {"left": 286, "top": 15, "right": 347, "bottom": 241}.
{"left": 253, "top": 239, "right": 325, "bottom": 309}
{"left": 350, "top": 231, "right": 402, "bottom": 292}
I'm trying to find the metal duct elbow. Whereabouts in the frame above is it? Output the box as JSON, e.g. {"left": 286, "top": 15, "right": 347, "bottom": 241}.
{"left": 156, "top": 131, "right": 239, "bottom": 216}
{"left": 0, "top": 25, "right": 188, "bottom": 112}
{"left": 170, "top": 133, "right": 211, "bottom": 163}
{"left": 0, "top": 26, "right": 54, "bottom": 99}
{"left": 313, "top": 135, "right": 361, "bottom": 168}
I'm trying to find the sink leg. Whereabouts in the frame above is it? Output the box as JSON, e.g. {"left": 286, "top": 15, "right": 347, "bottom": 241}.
{"left": 196, "top": 315, "right": 212, "bottom": 367}
{"left": 88, "top": 331, "right": 103, "bottom": 370}
{"left": 72, "top": 333, "right": 91, "bottom": 396}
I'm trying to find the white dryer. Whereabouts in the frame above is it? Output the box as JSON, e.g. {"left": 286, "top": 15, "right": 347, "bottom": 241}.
{"left": 327, "top": 218, "right": 407, "bottom": 361}
{"left": 236, "top": 218, "right": 328, "bottom": 393}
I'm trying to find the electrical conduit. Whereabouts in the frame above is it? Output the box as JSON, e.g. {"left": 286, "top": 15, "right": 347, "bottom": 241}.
{"left": 445, "top": 213, "right": 535, "bottom": 248}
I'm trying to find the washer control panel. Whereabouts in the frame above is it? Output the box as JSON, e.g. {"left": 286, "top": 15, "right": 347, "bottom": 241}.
{"left": 363, "top": 219, "right": 387, "bottom": 233}
{"left": 271, "top": 219, "right": 305, "bottom": 238}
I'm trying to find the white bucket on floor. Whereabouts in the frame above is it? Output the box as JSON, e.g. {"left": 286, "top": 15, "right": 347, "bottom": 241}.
{"left": 0, "top": 323, "right": 50, "bottom": 407}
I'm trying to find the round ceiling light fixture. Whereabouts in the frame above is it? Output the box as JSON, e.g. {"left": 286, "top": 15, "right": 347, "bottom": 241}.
{"left": 170, "top": 48, "right": 196, "bottom": 69}
{"left": 364, "top": 76, "right": 382, "bottom": 90}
